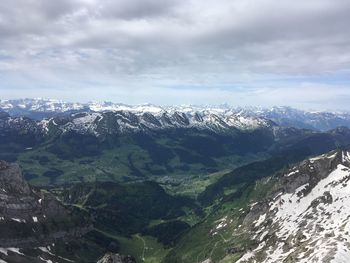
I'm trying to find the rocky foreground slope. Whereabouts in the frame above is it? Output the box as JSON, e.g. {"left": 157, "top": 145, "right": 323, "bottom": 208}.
{"left": 0, "top": 160, "right": 135, "bottom": 263}
{"left": 236, "top": 150, "right": 350, "bottom": 262}
{"left": 0, "top": 160, "right": 90, "bottom": 262}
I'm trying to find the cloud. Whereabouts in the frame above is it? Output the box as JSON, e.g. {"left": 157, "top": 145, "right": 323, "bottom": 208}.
{"left": 96, "top": 0, "right": 182, "bottom": 19}
{"left": 0, "top": 0, "right": 350, "bottom": 108}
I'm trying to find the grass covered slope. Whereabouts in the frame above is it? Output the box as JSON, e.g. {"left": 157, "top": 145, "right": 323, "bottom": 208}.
{"left": 60, "top": 180, "right": 201, "bottom": 235}
{"left": 17, "top": 128, "right": 273, "bottom": 186}
{"left": 161, "top": 147, "right": 350, "bottom": 262}
{"left": 52, "top": 180, "right": 203, "bottom": 263}
{"left": 162, "top": 176, "right": 278, "bottom": 263}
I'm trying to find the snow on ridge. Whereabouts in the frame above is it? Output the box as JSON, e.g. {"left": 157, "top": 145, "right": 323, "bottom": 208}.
{"left": 72, "top": 112, "right": 101, "bottom": 125}
{"left": 75, "top": 102, "right": 166, "bottom": 115}
{"left": 267, "top": 164, "right": 350, "bottom": 262}
{"left": 3, "top": 99, "right": 350, "bottom": 132}
{"left": 0, "top": 99, "right": 281, "bottom": 135}
{"left": 2, "top": 99, "right": 350, "bottom": 118}
{"left": 44, "top": 108, "right": 272, "bottom": 136}
{"left": 238, "top": 153, "right": 350, "bottom": 263}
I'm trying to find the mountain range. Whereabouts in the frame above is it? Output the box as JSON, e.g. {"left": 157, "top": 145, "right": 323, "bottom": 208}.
{"left": 1, "top": 98, "right": 350, "bottom": 262}
{"left": 2, "top": 98, "right": 350, "bottom": 131}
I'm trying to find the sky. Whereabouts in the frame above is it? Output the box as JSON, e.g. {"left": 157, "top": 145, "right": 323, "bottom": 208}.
{"left": 1, "top": 0, "right": 350, "bottom": 110}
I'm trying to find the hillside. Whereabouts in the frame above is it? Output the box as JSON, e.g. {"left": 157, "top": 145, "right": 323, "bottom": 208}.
{"left": 165, "top": 149, "right": 350, "bottom": 263}
{"left": 2, "top": 102, "right": 350, "bottom": 262}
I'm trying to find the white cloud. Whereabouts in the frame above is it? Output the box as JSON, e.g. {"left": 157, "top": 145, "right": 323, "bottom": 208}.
{"left": 0, "top": 0, "right": 350, "bottom": 108}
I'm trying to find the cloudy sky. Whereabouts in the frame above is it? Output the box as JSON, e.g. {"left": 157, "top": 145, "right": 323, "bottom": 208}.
{"left": 1, "top": 0, "right": 350, "bottom": 109}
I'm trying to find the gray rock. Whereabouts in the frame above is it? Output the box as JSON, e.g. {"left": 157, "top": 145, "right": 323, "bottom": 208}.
{"left": 97, "top": 253, "right": 136, "bottom": 263}
{"left": 0, "top": 160, "right": 91, "bottom": 248}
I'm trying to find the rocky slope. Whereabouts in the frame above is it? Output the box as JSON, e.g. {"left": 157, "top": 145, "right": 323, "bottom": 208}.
{"left": 163, "top": 149, "right": 350, "bottom": 263}
{"left": 0, "top": 160, "right": 95, "bottom": 262}
{"left": 97, "top": 253, "right": 136, "bottom": 263}
{"left": 236, "top": 150, "right": 350, "bottom": 262}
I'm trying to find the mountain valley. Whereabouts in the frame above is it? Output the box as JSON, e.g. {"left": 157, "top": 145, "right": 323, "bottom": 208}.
{"left": 1, "top": 100, "right": 350, "bottom": 262}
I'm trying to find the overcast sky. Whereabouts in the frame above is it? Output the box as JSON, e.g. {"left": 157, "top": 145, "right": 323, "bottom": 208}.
{"left": 1, "top": 0, "right": 350, "bottom": 109}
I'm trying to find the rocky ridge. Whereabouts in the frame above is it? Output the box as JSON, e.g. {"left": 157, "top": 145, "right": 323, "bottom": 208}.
{"left": 0, "top": 107, "right": 276, "bottom": 139}
{"left": 236, "top": 150, "right": 350, "bottom": 263}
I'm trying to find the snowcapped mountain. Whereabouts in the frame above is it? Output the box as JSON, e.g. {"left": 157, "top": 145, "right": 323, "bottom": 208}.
{"left": 1, "top": 99, "right": 350, "bottom": 131}
{"left": 237, "top": 150, "right": 350, "bottom": 263}
{"left": 0, "top": 106, "right": 276, "bottom": 138}
{"left": 47, "top": 111, "right": 274, "bottom": 135}
{"left": 0, "top": 98, "right": 226, "bottom": 116}
{"left": 0, "top": 98, "right": 85, "bottom": 113}
{"left": 237, "top": 106, "right": 350, "bottom": 131}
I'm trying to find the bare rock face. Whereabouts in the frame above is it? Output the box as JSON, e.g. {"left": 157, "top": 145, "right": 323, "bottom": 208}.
{"left": 97, "top": 253, "right": 136, "bottom": 263}
{"left": 0, "top": 160, "right": 91, "bottom": 248}
{"left": 0, "top": 160, "right": 9, "bottom": 169}
{"left": 0, "top": 160, "right": 31, "bottom": 195}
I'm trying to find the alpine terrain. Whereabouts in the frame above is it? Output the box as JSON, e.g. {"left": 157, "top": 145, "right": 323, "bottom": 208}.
{"left": 2, "top": 0, "right": 350, "bottom": 261}
{"left": 1, "top": 99, "right": 350, "bottom": 262}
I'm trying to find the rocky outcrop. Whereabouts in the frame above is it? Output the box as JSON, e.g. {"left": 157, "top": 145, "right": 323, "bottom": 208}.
{"left": 0, "top": 160, "right": 91, "bottom": 248}
{"left": 97, "top": 253, "right": 136, "bottom": 263}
